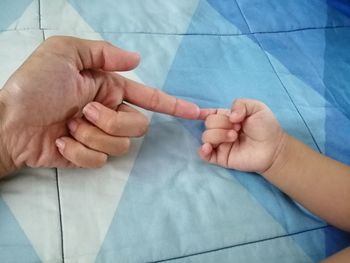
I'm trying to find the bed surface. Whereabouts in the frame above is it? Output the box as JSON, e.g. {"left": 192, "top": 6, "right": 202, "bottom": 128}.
{"left": 0, "top": 0, "right": 350, "bottom": 262}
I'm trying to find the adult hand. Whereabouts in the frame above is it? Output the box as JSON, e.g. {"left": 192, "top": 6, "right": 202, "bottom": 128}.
{"left": 199, "top": 99, "right": 285, "bottom": 174}
{"left": 0, "top": 36, "right": 205, "bottom": 176}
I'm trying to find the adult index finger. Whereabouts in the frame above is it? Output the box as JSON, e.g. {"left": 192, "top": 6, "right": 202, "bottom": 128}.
{"left": 121, "top": 77, "right": 204, "bottom": 120}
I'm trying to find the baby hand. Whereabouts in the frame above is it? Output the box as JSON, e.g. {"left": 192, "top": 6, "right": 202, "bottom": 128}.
{"left": 199, "top": 99, "right": 285, "bottom": 174}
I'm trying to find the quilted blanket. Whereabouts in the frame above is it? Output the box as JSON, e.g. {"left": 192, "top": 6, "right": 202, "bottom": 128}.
{"left": 0, "top": 0, "right": 350, "bottom": 262}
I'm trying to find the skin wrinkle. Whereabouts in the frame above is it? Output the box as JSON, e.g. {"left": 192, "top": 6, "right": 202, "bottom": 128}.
{"left": 261, "top": 132, "right": 287, "bottom": 175}
{"left": 74, "top": 43, "right": 85, "bottom": 71}
{"left": 106, "top": 110, "right": 122, "bottom": 135}
{"left": 172, "top": 97, "right": 179, "bottom": 117}
{"left": 101, "top": 44, "right": 110, "bottom": 70}
{"left": 149, "top": 88, "right": 162, "bottom": 113}
{"left": 90, "top": 44, "right": 98, "bottom": 69}
{"left": 80, "top": 70, "right": 98, "bottom": 105}
{"left": 34, "top": 128, "right": 55, "bottom": 167}
{"left": 36, "top": 49, "right": 77, "bottom": 74}
{"left": 107, "top": 73, "right": 125, "bottom": 105}
{"left": 11, "top": 128, "right": 37, "bottom": 168}
{"left": 225, "top": 142, "right": 235, "bottom": 168}
{"left": 99, "top": 74, "right": 120, "bottom": 109}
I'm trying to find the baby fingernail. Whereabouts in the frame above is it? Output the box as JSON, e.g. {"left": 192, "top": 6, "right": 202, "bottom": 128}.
{"left": 228, "top": 130, "right": 236, "bottom": 139}
{"left": 231, "top": 111, "right": 238, "bottom": 118}
{"left": 230, "top": 111, "right": 239, "bottom": 121}
{"left": 56, "top": 138, "right": 65, "bottom": 151}
{"left": 83, "top": 103, "right": 99, "bottom": 123}
{"left": 68, "top": 119, "right": 78, "bottom": 132}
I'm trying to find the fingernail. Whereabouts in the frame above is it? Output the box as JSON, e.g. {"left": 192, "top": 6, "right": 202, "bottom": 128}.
{"left": 132, "top": 52, "right": 140, "bottom": 60}
{"left": 230, "top": 111, "right": 239, "bottom": 121}
{"left": 227, "top": 130, "right": 236, "bottom": 139}
{"left": 56, "top": 138, "right": 65, "bottom": 151}
{"left": 68, "top": 119, "right": 78, "bottom": 133}
{"left": 202, "top": 143, "right": 211, "bottom": 155}
{"left": 231, "top": 111, "right": 238, "bottom": 118}
{"left": 83, "top": 103, "right": 99, "bottom": 123}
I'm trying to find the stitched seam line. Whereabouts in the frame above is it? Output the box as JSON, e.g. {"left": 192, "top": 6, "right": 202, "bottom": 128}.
{"left": 0, "top": 25, "right": 349, "bottom": 35}
{"left": 55, "top": 169, "right": 65, "bottom": 263}
{"left": 259, "top": 47, "right": 322, "bottom": 152}
{"left": 149, "top": 225, "right": 329, "bottom": 262}
{"left": 38, "top": 0, "right": 42, "bottom": 30}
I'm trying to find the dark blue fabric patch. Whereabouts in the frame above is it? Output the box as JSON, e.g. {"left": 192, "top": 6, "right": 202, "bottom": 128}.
{"left": 328, "top": 0, "right": 350, "bottom": 16}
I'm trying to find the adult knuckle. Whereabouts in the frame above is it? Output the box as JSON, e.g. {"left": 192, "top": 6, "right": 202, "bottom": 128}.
{"left": 45, "top": 36, "right": 61, "bottom": 44}
{"left": 103, "top": 40, "right": 113, "bottom": 47}
{"left": 78, "top": 128, "right": 92, "bottom": 143}
{"left": 45, "top": 36, "right": 70, "bottom": 47}
{"left": 97, "top": 154, "right": 108, "bottom": 168}
{"left": 105, "top": 115, "right": 119, "bottom": 135}
{"left": 121, "top": 138, "right": 131, "bottom": 153}
{"left": 89, "top": 154, "right": 107, "bottom": 169}
{"left": 137, "top": 115, "right": 149, "bottom": 136}
{"left": 149, "top": 88, "right": 161, "bottom": 110}
{"left": 74, "top": 151, "right": 86, "bottom": 167}
{"left": 110, "top": 137, "right": 130, "bottom": 156}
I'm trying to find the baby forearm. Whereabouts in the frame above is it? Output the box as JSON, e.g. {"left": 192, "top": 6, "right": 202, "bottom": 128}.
{"left": 321, "top": 247, "right": 350, "bottom": 263}
{"left": 263, "top": 134, "right": 350, "bottom": 232}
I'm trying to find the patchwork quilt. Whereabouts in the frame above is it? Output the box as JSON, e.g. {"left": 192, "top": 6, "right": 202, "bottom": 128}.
{"left": 0, "top": 0, "right": 350, "bottom": 262}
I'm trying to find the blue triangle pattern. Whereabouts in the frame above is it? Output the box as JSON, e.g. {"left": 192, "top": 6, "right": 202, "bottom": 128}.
{"left": 0, "top": 197, "right": 40, "bottom": 262}
{"left": 0, "top": 0, "right": 33, "bottom": 29}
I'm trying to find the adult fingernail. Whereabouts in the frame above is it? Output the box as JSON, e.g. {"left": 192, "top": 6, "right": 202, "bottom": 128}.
{"left": 56, "top": 138, "right": 65, "bottom": 151}
{"left": 83, "top": 103, "right": 99, "bottom": 123}
{"left": 131, "top": 52, "right": 140, "bottom": 60}
{"left": 68, "top": 119, "right": 78, "bottom": 133}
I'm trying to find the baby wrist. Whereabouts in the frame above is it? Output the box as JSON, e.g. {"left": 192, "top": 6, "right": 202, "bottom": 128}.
{"left": 261, "top": 132, "right": 291, "bottom": 178}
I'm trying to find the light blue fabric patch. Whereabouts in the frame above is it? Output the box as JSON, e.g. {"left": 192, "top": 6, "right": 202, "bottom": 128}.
{"left": 101, "top": 33, "right": 184, "bottom": 88}
{"left": 187, "top": 0, "right": 247, "bottom": 34}
{"left": 0, "top": 0, "right": 34, "bottom": 30}
{"left": 162, "top": 228, "right": 328, "bottom": 263}
{"left": 206, "top": 0, "right": 249, "bottom": 34}
{"left": 0, "top": 198, "right": 40, "bottom": 262}
{"left": 97, "top": 114, "right": 311, "bottom": 262}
